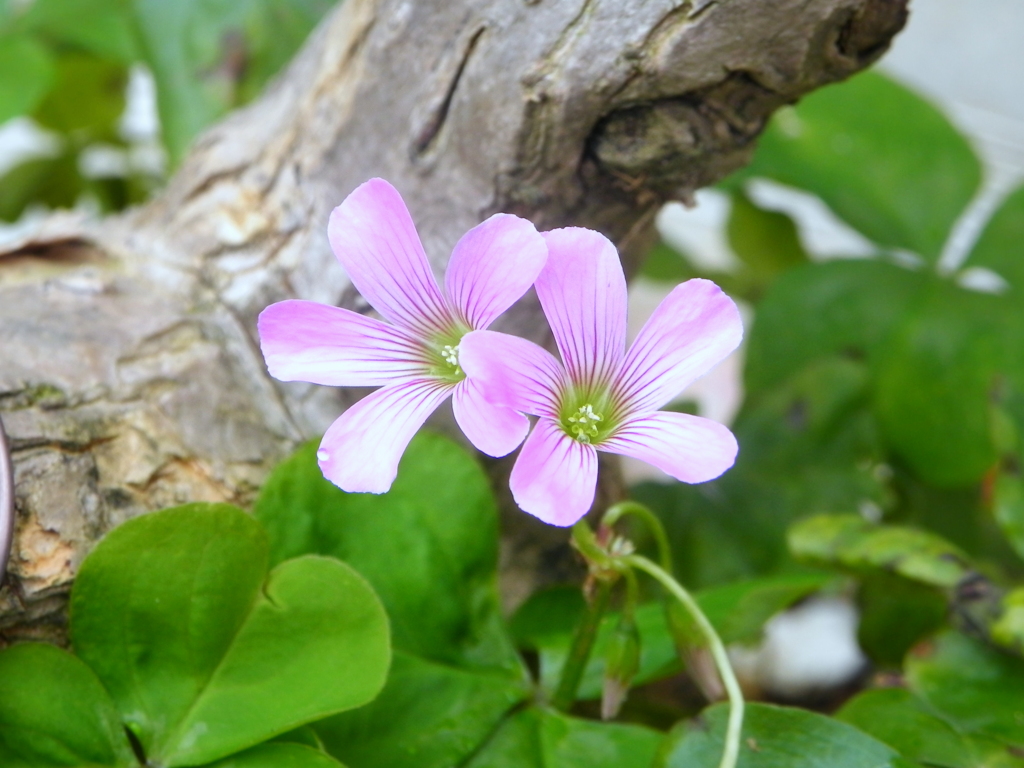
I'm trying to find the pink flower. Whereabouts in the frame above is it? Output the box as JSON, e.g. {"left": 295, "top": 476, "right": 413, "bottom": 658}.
{"left": 258, "top": 178, "right": 546, "bottom": 493}
{"left": 460, "top": 228, "right": 743, "bottom": 526}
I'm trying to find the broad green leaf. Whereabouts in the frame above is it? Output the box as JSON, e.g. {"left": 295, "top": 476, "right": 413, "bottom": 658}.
{"left": 856, "top": 574, "right": 947, "bottom": 668}
{"left": 726, "top": 192, "right": 808, "bottom": 285}
{"left": 837, "top": 688, "right": 1024, "bottom": 768}
{"left": 639, "top": 241, "right": 699, "bottom": 284}
{"left": 33, "top": 52, "right": 127, "bottom": 135}
{"left": 745, "top": 259, "right": 923, "bottom": 393}
{"left": 873, "top": 281, "right": 1017, "bottom": 486}
{"left": 789, "top": 514, "right": 971, "bottom": 588}
{"left": 0, "top": 644, "right": 136, "bottom": 768}
{"left": 464, "top": 707, "right": 662, "bottom": 768}
{"left": 745, "top": 70, "right": 981, "bottom": 261}
{"left": 207, "top": 743, "right": 345, "bottom": 768}
{"left": 316, "top": 652, "right": 529, "bottom": 768}
{"left": 70, "top": 503, "right": 390, "bottom": 767}
{"left": 132, "top": 0, "right": 332, "bottom": 164}
{"left": 907, "top": 631, "right": 1024, "bottom": 749}
{"left": 255, "top": 433, "right": 518, "bottom": 671}
{"left": 992, "top": 588, "right": 1024, "bottom": 654}
{"left": 0, "top": 34, "right": 54, "bottom": 123}
{"left": 964, "top": 184, "right": 1024, "bottom": 293}
{"left": 659, "top": 702, "right": 913, "bottom": 768}
{"left": 15, "top": 0, "right": 138, "bottom": 62}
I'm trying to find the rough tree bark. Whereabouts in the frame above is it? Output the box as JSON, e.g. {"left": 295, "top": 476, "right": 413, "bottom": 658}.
{"left": 0, "top": 0, "right": 907, "bottom": 642}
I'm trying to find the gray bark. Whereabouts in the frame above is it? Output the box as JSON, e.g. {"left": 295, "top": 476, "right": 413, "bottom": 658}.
{"left": 0, "top": 0, "right": 907, "bottom": 641}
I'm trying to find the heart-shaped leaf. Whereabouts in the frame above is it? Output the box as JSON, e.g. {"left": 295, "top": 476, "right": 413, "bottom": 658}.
{"left": 0, "top": 643, "right": 136, "bottom": 767}
{"left": 255, "top": 432, "right": 529, "bottom": 768}
{"left": 69, "top": 503, "right": 390, "bottom": 767}
{"left": 659, "top": 702, "right": 914, "bottom": 768}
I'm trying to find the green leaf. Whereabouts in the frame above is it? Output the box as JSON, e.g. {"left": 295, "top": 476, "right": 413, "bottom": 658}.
{"left": 15, "top": 0, "right": 138, "bottom": 63}
{"left": 745, "top": 70, "right": 981, "bottom": 261}
{"left": 789, "top": 514, "right": 972, "bottom": 588}
{"left": 464, "top": 707, "right": 663, "bottom": 768}
{"left": 69, "top": 503, "right": 390, "bottom": 767}
{"left": 206, "top": 743, "right": 346, "bottom": 768}
{"left": 907, "top": 631, "right": 1024, "bottom": 749}
{"left": 872, "top": 281, "right": 1017, "bottom": 486}
{"left": 131, "top": 0, "right": 332, "bottom": 165}
{"left": 0, "top": 152, "right": 84, "bottom": 222}
{"left": 32, "top": 52, "right": 127, "bottom": 136}
{"left": 316, "top": 652, "right": 528, "bottom": 768}
{"left": 856, "top": 574, "right": 947, "bottom": 668}
{"left": 255, "top": 433, "right": 518, "bottom": 671}
{"left": 0, "top": 34, "right": 55, "bottom": 123}
{"left": 964, "top": 183, "right": 1024, "bottom": 293}
{"left": 639, "top": 241, "right": 699, "bottom": 283}
{"left": 256, "top": 433, "right": 526, "bottom": 768}
{"left": 0, "top": 644, "right": 136, "bottom": 767}
{"left": 745, "top": 258, "right": 924, "bottom": 394}
{"left": 837, "top": 688, "right": 1024, "bottom": 768}
{"left": 659, "top": 702, "right": 913, "bottom": 768}
{"left": 726, "top": 192, "right": 808, "bottom": 282}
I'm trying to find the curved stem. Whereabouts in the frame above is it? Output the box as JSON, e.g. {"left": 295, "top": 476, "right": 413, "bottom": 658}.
{"left": 550, "top": 577, "right": 613, "bottom": 712}
{"left": 601, "top": 501, "right": 673, "bottom": 573}
{"left": 624, "top": 554, "right": 744, "bottom": 768}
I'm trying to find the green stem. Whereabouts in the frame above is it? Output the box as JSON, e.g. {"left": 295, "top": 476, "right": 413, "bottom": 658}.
{"left": 624, "top": 554, "right": 744, "bottom": 768}
{"left": 551, "top": 578, "right": 613, "bottom": 712}
{"left": 601, "top": 501, "right": 673, "bottom": 573}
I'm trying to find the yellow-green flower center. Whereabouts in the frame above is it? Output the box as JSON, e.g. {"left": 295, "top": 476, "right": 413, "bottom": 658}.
{"left": 426, "top": 328, "right": 469, "bottom": 385}
{"left": 558, "top": 387, "right": 618, "bottom": 445}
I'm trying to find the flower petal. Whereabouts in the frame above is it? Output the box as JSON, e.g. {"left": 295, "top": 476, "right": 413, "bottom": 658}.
{"left": 617, "top": 279, "right": 743, "bottom": 412}
{"left": 510, "top": 418, "right": 598, "bottom": 527}
{"left": 328, "top": 178, "right": 453, "bottom": 336}
{"left": 445, "top": 213, "right": 547, "bottom": 330}
{"left": 258, "top": 300, "right": 424, "bottom": 386}
{"left": 452, "top": 378, "right": 530, "bottom": 457}
{"left": 459, "top": 330, "right": 563, "bottom": 418}
{"left": 317, "top": 379, "right": 452, "bottom": 493}
{"left": 600, "top": 410, "right": 738, "bottom": 484}
{"left": 536, "top": 228, "right": 627, "bottom": 391}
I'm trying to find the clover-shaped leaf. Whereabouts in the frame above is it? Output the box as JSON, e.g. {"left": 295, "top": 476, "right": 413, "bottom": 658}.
{"left": 69, "top": 503, "right": 390, "bottom": 767}
{"left": 0, "top": 643, "right": 136, "bottom": 767}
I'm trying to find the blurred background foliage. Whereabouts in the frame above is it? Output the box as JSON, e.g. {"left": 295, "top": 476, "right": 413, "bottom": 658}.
{"left": 3, "top": 3, "right": 1024, "bottom": 763}
{"left": 633, "top": 71, "right": 1024, "bottom": 608}
{"left": 0, "top": 0, "right": 332, "bottom": 221}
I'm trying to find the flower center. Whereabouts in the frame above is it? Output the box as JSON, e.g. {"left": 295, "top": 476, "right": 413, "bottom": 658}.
{"left": 426, "top": 333, "right": 467, "bottom": 385}
{"left": 566, "top": 403, "right": 604, "bottom": 444}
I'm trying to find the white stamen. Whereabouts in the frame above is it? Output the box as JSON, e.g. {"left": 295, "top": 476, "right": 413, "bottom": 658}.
{"left": 567, "top": 404, "right": 603, "bottom": 443}
{"left": 442, "top": 344, "right": 459, "bottom": 367}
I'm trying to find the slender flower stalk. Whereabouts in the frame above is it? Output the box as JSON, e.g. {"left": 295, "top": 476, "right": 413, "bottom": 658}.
{"left": 460, "top": 227, "right": 743, "bottom": 525}
{"left": 625, "top": 554, "right": 745, "bottom": 768}
{"left": 258, "top": 178, "right": 546, "bottom": 493}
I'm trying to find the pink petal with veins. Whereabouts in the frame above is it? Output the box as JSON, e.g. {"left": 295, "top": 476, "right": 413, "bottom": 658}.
{"left": 509, "top": 418, "right": 598, "bottom": 526}
{"left": 459, "top": 330, "right": 564, "bottom": 418}
{"left": 328, "top": 178, "right": 453, "bottom": 336}
{"left": 317, "top": 378, "right": 452, "bottom": 493}
{"left": 452, "top": 378, "right": 530, "bottom": 457}
{"left": 258, "top": 300, "right": 423, "bottom": 387}
{"left": 536, "top": 228, "right": 627, "bottom": 391}
{"left": 617, "top": 279, "right": 743, "bottom": 412}
{"left": 445, "top": 213, "right": 547, "bottom": 330}
{"left": 601, "top": 410, "right": 738, "bottom": 484}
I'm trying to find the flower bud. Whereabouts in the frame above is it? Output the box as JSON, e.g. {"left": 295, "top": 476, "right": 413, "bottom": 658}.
{"left": 601, "top": 613, "right": 641, "bottom": 720}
